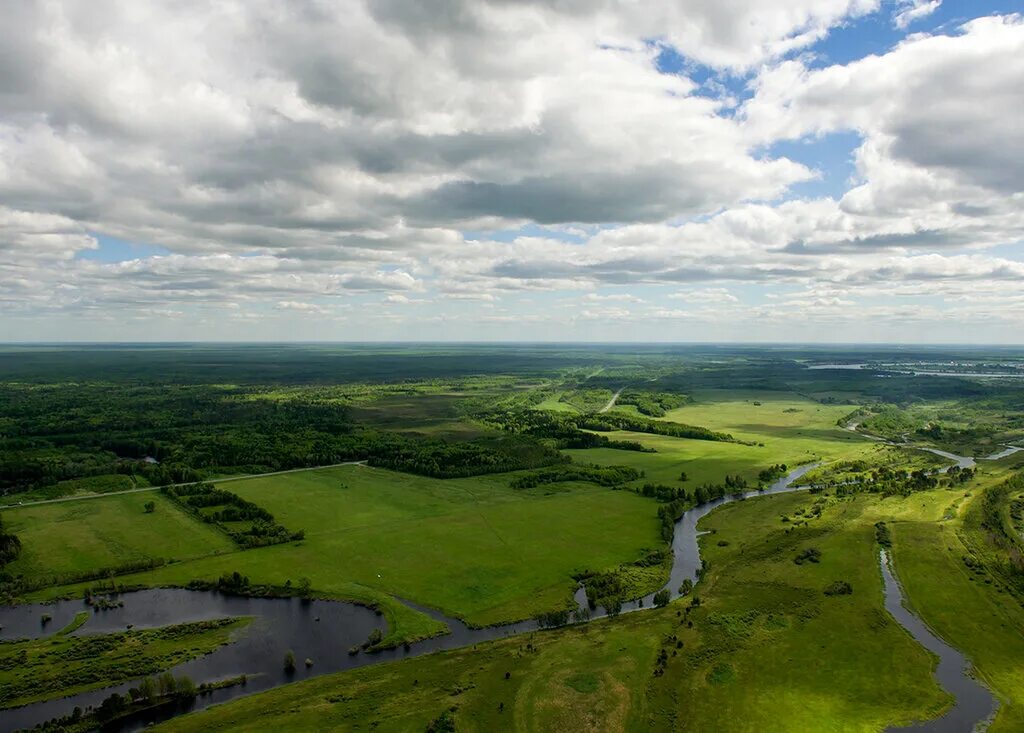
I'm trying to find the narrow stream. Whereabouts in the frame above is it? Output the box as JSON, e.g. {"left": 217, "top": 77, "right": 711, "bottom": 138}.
{"left": 0, "top": 463, "right": 996, "bottom": 731}
{"left": 879, "top": 551, "right": 997, "bottom": 732}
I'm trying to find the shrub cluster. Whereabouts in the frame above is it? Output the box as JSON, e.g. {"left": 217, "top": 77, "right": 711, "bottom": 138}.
{"left": 510, "top": 464, "right": 640, "bottom": 490}
{"left": 163, "top": 483, "right": 303, "bottom": 548}
{"left": 616, "top": 390, "right": 689, "bottom": 417}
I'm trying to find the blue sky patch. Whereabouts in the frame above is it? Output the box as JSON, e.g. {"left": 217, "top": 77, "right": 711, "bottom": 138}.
{"left": 77, "top": 233, "right": 171, "bottom": 262}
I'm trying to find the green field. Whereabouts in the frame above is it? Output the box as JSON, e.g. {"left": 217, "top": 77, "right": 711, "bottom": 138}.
{"left": 564, "top": 392, "right": 884, "bottom": 488}
{"left": 888, "top": 467, "right": 1024, "bottom": 732}
{"left": 660, "top": 390, "right": 857, "bottom": 438}
{"left": 2, "top": 492, "right": 235, "bottom": 581}
{"left": 675, "top": 490, "right": 952, "bottom": 731}
{"left": 8, "top": 464, "right": 665, "bottom": 634}
{"left": 4, "top": 346, "right": 1024, "bottom": 732}
{"left": 151, "top": 486, "right": 984, "bottom": 733}
{"left": 215, "top": 465, "right": 663, "bottom": 625}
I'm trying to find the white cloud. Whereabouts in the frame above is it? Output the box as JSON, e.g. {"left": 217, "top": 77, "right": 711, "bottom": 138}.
{"left": 668, "top": 288, "right": 739, "bottom": 303}
{"left": 743, "top": 15, "right": 1024, "bottom": 195}
{"left": 893, "top": 1, "right": 942, "bottom": 30}
{"left": 275, "top": 301, "right": 330, "bottom": 314}
{"left": 580, "top": 293, "right": 646, "bottom": 303}
{"left": 1, "top": 3, "right": 1022, "bottom": 342}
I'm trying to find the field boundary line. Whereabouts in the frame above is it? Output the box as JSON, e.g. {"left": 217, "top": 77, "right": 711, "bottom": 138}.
{"left": 2, "top": 461, "right": 369, "bottom": 509}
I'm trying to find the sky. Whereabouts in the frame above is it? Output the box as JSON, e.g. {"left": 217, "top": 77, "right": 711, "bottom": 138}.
{"left": 1, "top": 0, "right": 1023, "bottom": 343}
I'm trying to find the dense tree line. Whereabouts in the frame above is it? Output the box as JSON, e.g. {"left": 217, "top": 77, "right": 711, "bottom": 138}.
{"left": 616, "top": 390, "right": 689, "bottom": 417}
{"left": 577, "top": 413, "right": 739, "bottom": 443}
{"left": 1, "top": 418, "right": 567, "bottom": 495}
{"left": 653, "top": 481, "right": 744, "bottom": 541}
{"left": 0, "top": 379, "right": 578, "bottom": 494}
{"left": 480, "top": 409, "right": 654, "bottom": 452}
{"left": 163, "top": 483, "right": 303, "bottom": 548}
{"left": 980, "top": 475, "right": 1024, "bottom": 552}
{"left": 638, "top": 483, "right": 686, "bottom": 502}
{"left": 829, "top": 465, "right": 969, "bottom": 498}
{"left": 366, "top": 434, "right": 566, "bottom": 477}
{"left": 509, "top": 464, "right": 641, "bottom": 490}
{"left": 483, "top": 406, "right": 730, "bottom": 451}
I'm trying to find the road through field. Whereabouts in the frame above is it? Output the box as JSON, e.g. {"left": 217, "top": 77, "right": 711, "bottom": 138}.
{"left": 599, "top": 387, "right": 623, "bottom": 413}
{"left": 2, "top": 461, "right": 368, "bottom": 508}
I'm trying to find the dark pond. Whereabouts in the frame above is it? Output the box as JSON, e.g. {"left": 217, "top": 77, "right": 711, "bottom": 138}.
{"left": 0, "top": 587, "right": 569, "bottom": 733}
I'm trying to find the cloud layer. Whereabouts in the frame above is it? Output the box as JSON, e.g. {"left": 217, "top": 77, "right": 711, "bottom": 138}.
{"left": 1, "top": 1, "right": 1022, "bottom": 342}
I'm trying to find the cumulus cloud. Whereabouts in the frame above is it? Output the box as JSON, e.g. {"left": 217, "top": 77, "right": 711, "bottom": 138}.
{"left": 893, "top": 1, "right": 942, "bottom": 29}
{"left": 744, "top": 15, "right": 1024, "bottom": 195}
{"left": 0, "top": 2, "right": 1021, "bottom": 341}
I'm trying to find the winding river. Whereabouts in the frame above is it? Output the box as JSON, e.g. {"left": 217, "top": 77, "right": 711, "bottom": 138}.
{"left": 0, "top": 461, "right": 998, "bottom": 732}
{"left": 880, "top": 551, "right": 997, "bottom": 732}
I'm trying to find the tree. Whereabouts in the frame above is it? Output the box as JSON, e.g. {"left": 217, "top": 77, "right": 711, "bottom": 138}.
{"left": 158, "top": 671, "right": 176, "bottom": 696}
{"left": 96, "top": 693, "right": 127, "bottom": 722}
{"left": 176, "top": 675, "right": 197, "bottom": 698}
{"left": 678, "top": 471, "right": 688, "bottom": 482}
{"left": 678, "top": 579, "right": 693, "bottom": 596}
{"left": 139, "top": 676, "right": 157, "bottom": 703}
{"left": 653, "top": 589, "right": 671, "bottom": 607}
{"left": 144, "top": 500, "right": 156, "bottom": 513}
{"left": 0, "top": 516, "right": 22, "bottom": 566}
{"left": 296, "top": 576, "right": 311, "bottom": 597}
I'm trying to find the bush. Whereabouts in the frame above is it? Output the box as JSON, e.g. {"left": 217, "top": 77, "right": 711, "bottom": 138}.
{"left": 362, "top": 627, "right": 383, "bottom": 650}
{"left": 510, "top": 464, "right": 640, "bottom": 490}
{"left": 824, "top": 581, "right": 853, "bottom": 596}
{"left": 426, "top": 710, "right": 457, "bottom": 733}
{"left": 536, "top": 609, "right": 571, "bottom": 628}
{"left": 794, "top": 547, "right": 822, "bottom": 565}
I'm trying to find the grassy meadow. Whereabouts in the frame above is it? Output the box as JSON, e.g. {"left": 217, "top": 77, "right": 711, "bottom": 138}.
{"left": 564, "top": 391, "right": 885, "bottom": 488}
{"left": 888, "top": 461, "right": 1024, "bottom": 732}
{"left": 3, "top": 345, "right": 1023, "bottom": 733}
{"left": 151, "top": 484, "right": 1002, "bottom": 733}
{"left": 2, "top": 492, "right": 234, "bottom": 581}
{"left": 676, "top": 490, "right": 953, "bottom": 731}
{"left": 8, "top": 464, "right": 665, "bottom": 636}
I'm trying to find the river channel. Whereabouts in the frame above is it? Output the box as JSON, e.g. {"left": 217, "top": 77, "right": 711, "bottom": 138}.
{"left": 880, "top": 551, "right": 997, "bottom": 731}
{"left": 0, "top": 461, "right": 997, "bottom": 731}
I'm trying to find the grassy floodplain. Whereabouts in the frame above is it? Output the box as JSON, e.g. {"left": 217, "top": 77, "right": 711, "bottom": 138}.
{"left": 676, "top": 489, "right": 952, "bottom": 731}
{"left": 3, "top": 492, "right": 234, "bottom": 581}
{"left": 150, "top": 486, "right": 990, "bottom": 733}
{"left": 888, "top": 458, "right": 1024, "bottom": 732}
{"left": 8, "top": 464, "right": 665, "bottom": 634}
{"left": 4, "top": 345, "right": 1024, "bottom": 731}
{"left": 0, "top": 615, "right": 249, "bottom": 709}
{"left": 564, "top": 391, "right": 884, "bottom": 488}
